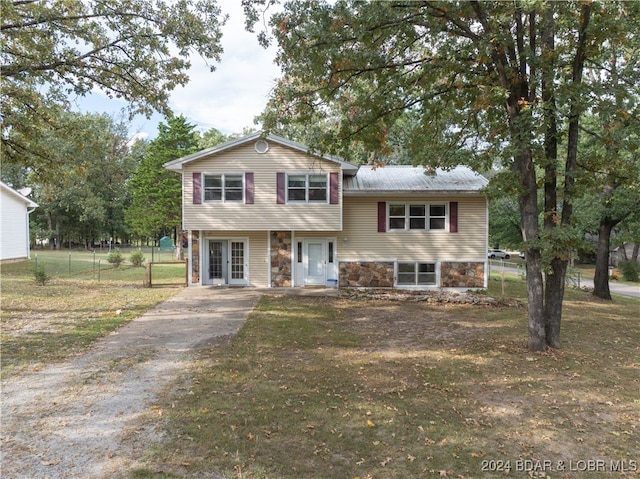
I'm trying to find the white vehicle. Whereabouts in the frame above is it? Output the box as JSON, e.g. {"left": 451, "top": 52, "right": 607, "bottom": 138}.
{"left": 488, "top": 249, "right": 510, "bottom": 259}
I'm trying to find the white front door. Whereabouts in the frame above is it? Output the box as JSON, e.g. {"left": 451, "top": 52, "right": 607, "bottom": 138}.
{"left": 304, "top": 240, "right": 326, "bottom": 285}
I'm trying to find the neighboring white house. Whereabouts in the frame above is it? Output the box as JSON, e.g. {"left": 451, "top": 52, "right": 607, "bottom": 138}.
{"left": 0, "top": 181, "right": 38, "bottom": 263}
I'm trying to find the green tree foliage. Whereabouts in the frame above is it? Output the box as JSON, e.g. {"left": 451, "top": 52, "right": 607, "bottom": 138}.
{"left": 199, "top": 127, "right": 230, "bottom": 149}
{"left": 126, "top": 116, "right": 199, "bottom": 241}
{"left": 1, "top": 0, "right": 226, "bottom": 165}
{"left": 25, "top": 112, "right": 134, "bottom": 248}
{"left": 488, "top": 197, "right": 523, "bottom": 250}
{"left": 576, "top": 103, "right": 640, "bottom": 298}
{"left": 246, "top": 0, "right": 640, "bottom": 350}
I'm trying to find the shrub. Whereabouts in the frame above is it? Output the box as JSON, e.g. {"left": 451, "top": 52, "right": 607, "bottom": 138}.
{"left": 106, "top": 248, "right": 125, "bottom": 268}
{"left": 33, "top": 265, "right": 50, "bottom": 285}
{"left": 618, "top": 259, "right": 639, "bottom": 282}
{"left": 129, "top": 249, "right": 146, "bottom": 267}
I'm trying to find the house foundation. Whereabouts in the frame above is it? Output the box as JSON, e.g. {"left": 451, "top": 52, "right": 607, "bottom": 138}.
{"left": 339, "top": 261, "right": 394, "bottom": 288}
{"left": 440, "top": 261, "right": 484, "bottom": 288}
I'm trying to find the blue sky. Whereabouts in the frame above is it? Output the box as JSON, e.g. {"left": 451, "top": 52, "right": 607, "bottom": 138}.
{"left": 71, "top": 1, "right": 280, "bottom": 141}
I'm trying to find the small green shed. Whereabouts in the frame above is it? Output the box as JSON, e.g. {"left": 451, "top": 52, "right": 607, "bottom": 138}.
{"left": 159, "top": 236, "right": 174, "bottom": 252}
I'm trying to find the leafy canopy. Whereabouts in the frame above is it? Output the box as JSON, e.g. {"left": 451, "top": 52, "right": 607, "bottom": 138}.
{"left": 1, "top": 0, "right": 226, "bottom": 164}
{"left": 126, "top": 116, "right": 200, "bottom": 240}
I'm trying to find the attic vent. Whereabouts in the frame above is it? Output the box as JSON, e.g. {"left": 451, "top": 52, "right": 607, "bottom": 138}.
{"left": 255, "top": 139, "right": 269, "bottom": 154}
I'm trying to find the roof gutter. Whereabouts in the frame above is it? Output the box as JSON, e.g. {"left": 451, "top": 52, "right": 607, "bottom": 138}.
{"left": 343, "top": 190, "right": 487, "bottom": 196}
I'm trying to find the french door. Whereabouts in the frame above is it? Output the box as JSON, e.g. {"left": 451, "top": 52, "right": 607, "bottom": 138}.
{"left": 207, "top": 239, "right": 247, "bottom": 285}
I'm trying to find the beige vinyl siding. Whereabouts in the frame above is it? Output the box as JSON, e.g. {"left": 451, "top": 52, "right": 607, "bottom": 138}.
{"left": 340, "top": 195, "right": 487, "bottom": 261}
{"left": 201, "top": 230, "right": 269, "bottom": 287}
{"left": 183, "top": 142, "right": 341, "bottom": 231}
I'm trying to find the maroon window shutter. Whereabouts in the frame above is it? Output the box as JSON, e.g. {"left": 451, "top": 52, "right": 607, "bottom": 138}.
{"left": 329, "top": 172, "right": 339, "bottom": 204}
{"left": 245, "top": 172, "right": 254, "bottom": 204}
{"left": 276, "top": 172, "right": 286, "bottom": 204}
{"left": 193, "top": 172, "right": 202, "bottom": 204}
{"left": 449, "top": 201, "right": 458, "bottom": 233}
{"left": 378, "top": 202, "right": 386, "bottom": 233}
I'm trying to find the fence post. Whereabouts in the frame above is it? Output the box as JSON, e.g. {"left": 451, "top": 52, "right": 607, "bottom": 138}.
{"left": 98, "top": 259, "right": 101, "bottom": 282}
{"left": 143, "top": 262, "right": 152, "bottom": 288}
{"left": 69, "top": 252, "right": 72, "bottom": 276}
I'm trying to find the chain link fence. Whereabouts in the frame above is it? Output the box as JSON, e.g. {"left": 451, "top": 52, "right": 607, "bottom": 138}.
{"left": 31, "top": 247, "right": 184, "bottom": 283}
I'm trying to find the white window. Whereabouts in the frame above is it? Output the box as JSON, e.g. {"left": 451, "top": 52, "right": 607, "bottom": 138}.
{"left": 388, "top": 203, "right": 447, "bottom": 231}
{"left": 287, "top": 174, "right": 327, "bottom": 203}
{"left": 204, "top": 174, "right": 243, "bottom": 202}
{"left": 397, "top": 262, "right": 437, "bottom": 286}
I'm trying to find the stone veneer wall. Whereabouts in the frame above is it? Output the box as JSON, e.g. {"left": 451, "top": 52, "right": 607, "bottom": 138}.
{"left": 191, "top": 231, "right": 200, "bottom": 284}
{"left": 270, "top": 231, "right": 292, "bottom": 287}
{"left": 339, "top": 261, "right": 394, "bottom": 288}
{"left": 440, "top": 261, "right": 485, "bottom": 288}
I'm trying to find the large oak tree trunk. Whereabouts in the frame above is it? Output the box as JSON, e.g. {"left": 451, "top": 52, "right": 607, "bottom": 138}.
{"left": 593, "top": 218, "right": 617, "bottom": 300}
{"left": 525, "top": 250, "right": 546, "bottom": 351}
{"left": 544, "top": 258, "right": 567, "bottom": 348}
{"left": 515, "top": 150, "right": 546, "bottom": 352}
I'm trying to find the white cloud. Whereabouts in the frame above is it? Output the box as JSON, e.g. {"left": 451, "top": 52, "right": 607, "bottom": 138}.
{"left": 74, "top": 0, "right": 280, "bottom": 138}
{"left": 169, "top": 1, "right": 281, "bottom": 134}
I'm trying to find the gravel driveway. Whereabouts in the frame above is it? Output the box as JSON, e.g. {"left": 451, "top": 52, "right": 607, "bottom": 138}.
{"left": 1, "top": 287, "right": 261, "bottom": 479}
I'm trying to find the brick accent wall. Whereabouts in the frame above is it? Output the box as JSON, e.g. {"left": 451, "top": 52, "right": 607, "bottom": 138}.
{"left": 339, "top": 261, "right": 394, "bottom": 288}
{"left": 270, "top": 231, "right": 292, "bottom": 287}
{"left": 440, "top": 261, "right": 485, "bottom": 288}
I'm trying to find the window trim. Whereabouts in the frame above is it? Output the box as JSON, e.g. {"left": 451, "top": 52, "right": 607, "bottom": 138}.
{"left": 387, "top": 202, "right": 449, "bottom": 232}
{"left": 395, "top": 261, "right": 438, "bottom": 287}
{"left": 203, "top": 173, "right": 245, "bottom": 203}
{"left": 286, "top": 173, "right": 329, "bottom": 204}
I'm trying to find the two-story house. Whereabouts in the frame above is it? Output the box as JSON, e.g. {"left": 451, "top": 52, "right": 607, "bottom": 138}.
{"left": 164, "top": 132, "right": 488, "bottom": 290}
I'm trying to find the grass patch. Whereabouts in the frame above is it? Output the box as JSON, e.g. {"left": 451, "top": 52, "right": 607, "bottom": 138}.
{"left": 136, "top": 286, "right": 639, "bottom": 478}
{"left": 1, "top": 252, "right": 184, "bottom": 378}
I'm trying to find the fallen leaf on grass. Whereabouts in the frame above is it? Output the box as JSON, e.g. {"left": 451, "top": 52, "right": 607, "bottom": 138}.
{"left": 380, "top": 457, "right": 392, "bottom": 467}
{"left": 41, "top": 460, "right": 60, "bottom": 466}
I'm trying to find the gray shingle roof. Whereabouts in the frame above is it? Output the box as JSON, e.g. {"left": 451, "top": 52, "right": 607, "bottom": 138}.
{"left": 344, "top": 165, "right": 487, "bottom": 194}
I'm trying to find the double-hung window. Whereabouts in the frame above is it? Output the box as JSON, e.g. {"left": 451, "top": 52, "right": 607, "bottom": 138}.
{"left": 204, "top": 174, "right": 244, "bottom": 202}
{"left": 397, "top": 262, "right": 437, "bottom": 286}
{"left": 388, "top": 203, "right": 447, "bottom": 231}
{"left": 287, "top": 174, "right": 327, "bottom": 203}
